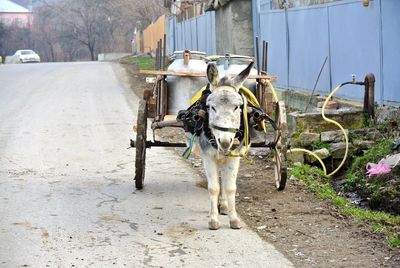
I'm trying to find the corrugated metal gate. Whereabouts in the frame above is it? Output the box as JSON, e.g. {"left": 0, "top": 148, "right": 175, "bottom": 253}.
{"left": 254, "top": 0, "right": 400, "bottom": 105}
{"left": 167, "top": 12, "right": 216, "bottom": 56}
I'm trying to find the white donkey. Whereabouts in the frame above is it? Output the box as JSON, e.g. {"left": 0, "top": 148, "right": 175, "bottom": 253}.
{"left": 197, "top": 62, "right": 254, "bottom": 230}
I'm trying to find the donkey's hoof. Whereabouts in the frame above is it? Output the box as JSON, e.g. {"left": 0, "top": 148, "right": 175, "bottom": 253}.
{"left": 218, "top": 205, "right": 228, "bottom": 215}
{"left": 208, "top": 220, "right": 220, "bottom": 230}
{"left": 230, "top": 219, "right": 241, "bottom": 229}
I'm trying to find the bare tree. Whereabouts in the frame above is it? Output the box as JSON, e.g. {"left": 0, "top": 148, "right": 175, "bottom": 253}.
{"left": 26, "top": 0, "right": 168, "bottom": 61}
{"left": 32, "top": 5, "right": 59, "bottom": 61}
{"left": 116, "top": 0, "right": 168, "bottom": 30}
{"left": 52, "top": 0, "right": 111, "bottom": 60}
{"left": 0, "top": 24, "right": 33, "bottom": 57}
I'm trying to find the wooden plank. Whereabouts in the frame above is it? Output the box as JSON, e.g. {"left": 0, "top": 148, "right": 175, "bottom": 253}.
{"left": 140, "top": 70, "right": 205, "bottom": 77}
{"left": 139, "top": 69, "right": 277, "bottom": 81}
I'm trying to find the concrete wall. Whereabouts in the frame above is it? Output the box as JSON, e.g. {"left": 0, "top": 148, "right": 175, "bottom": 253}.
{"left": 215, "top": 0, "right": 253, "bottom": 56}
{"left": 5, "top": 55, "right": 19, "bottom": 64}
{"left": 98, "top": 53, "right": 131, "bottom": 61}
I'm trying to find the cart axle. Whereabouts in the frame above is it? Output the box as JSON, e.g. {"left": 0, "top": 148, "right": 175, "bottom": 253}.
{"left": 130, "top": 139, "right": 187, "bottom": 148}
{"left": 130, "top": 139, "right": 277, "bottom": 149}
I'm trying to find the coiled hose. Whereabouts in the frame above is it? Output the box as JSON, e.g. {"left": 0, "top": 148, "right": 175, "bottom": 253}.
{"left": 266, "top": 80, "right": 350, "bottom": 177}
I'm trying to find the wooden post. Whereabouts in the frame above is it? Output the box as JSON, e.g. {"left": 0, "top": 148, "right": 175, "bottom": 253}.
{"left": 155, "top": 45, "right": 159, "bottom": 70}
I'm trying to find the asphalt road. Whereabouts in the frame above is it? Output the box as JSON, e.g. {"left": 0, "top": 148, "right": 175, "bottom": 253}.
{"left": 0, "top": 62, "right": 293, "bottom": 267}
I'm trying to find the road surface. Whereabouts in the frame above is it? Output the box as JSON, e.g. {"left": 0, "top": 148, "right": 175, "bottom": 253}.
{"left": 0, "top": 62, "right": 293, "bottom": 267}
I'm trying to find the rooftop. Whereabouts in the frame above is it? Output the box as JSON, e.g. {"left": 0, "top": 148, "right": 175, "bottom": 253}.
{"left": 0, "top": 0, "right": 30, "bottom": 13}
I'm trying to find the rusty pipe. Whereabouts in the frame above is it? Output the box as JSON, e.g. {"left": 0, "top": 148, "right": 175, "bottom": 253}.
{"left": 151, "top": 120, "right": 183, "bottom": 130}
{"left": 364, "top": 73, "right": 375, "bottom": 122}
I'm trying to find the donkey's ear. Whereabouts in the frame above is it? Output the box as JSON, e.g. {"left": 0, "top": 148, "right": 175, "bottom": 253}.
{"left": 232, "top": 61, "right": 254, "bottom": 89}
{"left": 207, "top": 63, "right": 219, "bottom": 87}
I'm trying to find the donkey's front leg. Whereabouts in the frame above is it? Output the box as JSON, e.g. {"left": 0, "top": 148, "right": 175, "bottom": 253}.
{"left": 203, "top": 156, "right": 220, "bottom": 230}
{"left": 221, "top": 157, "right": 241, "bottom": 229}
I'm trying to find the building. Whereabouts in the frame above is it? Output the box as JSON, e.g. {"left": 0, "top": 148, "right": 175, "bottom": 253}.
{"left": 166, "top": 0, "right": 207, "bottom": 21}
{"left": 0, "top": 0, "right": 32, "bottom": 28}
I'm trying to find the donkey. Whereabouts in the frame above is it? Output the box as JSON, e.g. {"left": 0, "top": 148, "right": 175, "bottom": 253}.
{"left": 197, "top": 62, "right": 254, "bottom": 230}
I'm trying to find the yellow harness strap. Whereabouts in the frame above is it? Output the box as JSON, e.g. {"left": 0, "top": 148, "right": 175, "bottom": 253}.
{"left": 191, "top": 85, "right": 260, "bottom": 108}
{"left": 190, "top": 85, "right": 265, "bottom": 164}
{"left": 227, "top": 92, "right": 253, "bottom": 164}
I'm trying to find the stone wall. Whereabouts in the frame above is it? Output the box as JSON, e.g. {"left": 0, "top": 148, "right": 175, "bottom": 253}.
{"left": 283, "top": 85, "right": 400, "bottom": 174}
{"left": 288, "top": 109, "right": 365, "bottom": 133}
{"left": 288, "top": 127, "right": 386, "bottom": 167}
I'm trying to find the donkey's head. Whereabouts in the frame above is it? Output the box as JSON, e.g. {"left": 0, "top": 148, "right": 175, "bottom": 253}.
{"left": 206, "top": 62, "right": 254, "bottom": 152}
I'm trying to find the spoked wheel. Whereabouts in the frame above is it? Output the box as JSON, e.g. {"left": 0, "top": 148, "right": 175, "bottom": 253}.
{"left": 134, "top": 100, "right": 148, "bottom": 190}
{"left": 273, "top": 101, "right": 288, "bottom": 191}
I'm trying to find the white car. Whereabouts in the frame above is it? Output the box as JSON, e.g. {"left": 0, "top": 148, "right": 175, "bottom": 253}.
{"left": 14, "top": 50, "right": 41, "bottom": 63}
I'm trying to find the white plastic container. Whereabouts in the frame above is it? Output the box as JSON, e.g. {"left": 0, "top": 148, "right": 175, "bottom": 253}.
{"left": 167, "top": 51, "right": 208, "bottom": 114}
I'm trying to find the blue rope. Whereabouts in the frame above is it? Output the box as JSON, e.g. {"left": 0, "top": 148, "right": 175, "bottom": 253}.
{"left": 182, "top": 134, "right": 196, "bottom": 159}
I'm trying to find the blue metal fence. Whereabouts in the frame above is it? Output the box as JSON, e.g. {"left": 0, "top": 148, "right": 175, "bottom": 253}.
{"left": 167, "top": 12, "right": 216, "bottom": 56}
{"left": 381, "top": 0, "right": 400, "bottom": 105}
{"left": 255, "top": 0, "right": 400, "bottom": 105}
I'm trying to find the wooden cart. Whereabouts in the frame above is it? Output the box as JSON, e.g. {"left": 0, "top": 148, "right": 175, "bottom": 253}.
{"left": 130, "top": 70, "right": 288, "bottom": 191}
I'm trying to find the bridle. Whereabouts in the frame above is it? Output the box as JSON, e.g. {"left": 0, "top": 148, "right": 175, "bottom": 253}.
{"left": 208, "top": 123, "right": 239, "bottom": 134}
{"left": 177, "top": 84, "right": 247, "bottom": 155}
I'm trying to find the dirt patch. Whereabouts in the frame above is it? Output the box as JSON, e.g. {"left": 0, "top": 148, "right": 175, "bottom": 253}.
{"left": 122, "top": 63, "right": 400, "bottom": 268}
{"left": 236, "top": 157, "right": 400, "bottom": 267}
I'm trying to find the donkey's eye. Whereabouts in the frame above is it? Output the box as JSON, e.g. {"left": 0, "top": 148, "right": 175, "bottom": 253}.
{"left": 234, "top": 106, "right": 239, "bottom": 111}
{"left": 211, "top": 106, "right": 216, "bottom": 112}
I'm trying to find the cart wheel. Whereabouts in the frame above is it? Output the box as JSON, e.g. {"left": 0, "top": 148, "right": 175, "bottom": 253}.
{"left": 273, "top": 101, "right": 288, "bottom": 191}
{"left": 134, "top": 100, "right": 148, "bottom": 190}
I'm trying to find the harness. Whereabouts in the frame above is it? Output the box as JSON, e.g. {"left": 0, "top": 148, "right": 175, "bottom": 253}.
{"left": 177, "top": 85, "right": 219, "bottom": 151}
{"left": 177, "top": 84, "right": 270, "bottom": 161}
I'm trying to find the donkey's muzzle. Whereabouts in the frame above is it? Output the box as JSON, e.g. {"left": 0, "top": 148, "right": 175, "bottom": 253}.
{"left": 218, "top": 137, "right": 233, "bottom": 150}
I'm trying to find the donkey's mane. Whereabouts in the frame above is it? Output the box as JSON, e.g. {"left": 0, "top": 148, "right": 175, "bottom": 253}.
{"left": 217, "top": 76, "right": 236, "bottom": 88}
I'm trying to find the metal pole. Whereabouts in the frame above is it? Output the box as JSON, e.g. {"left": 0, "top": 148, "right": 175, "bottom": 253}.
{"left": 163, "top": 34, "right": 167, "bottom": 70}
{"left": 262, "top": 40, "right": 266, "bottom": 73}
{"left": 264, "top": 41, "right": 269, "bottom": 74}
{"left": 255, "top": 36, "right": 260, "bottom": 74}
{"left": 305, "top": 56, "right": 329, "bottom": 112}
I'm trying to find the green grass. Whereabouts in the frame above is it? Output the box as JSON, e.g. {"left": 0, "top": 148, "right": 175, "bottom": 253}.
{"left": 311, "top": 140, "right": 331, "bottom": 150}
{"left": 289, "top": 164, "right": 400, "bottom": 248}
{"left": 122, "top": 55, "right": 155, "bottom": 70}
